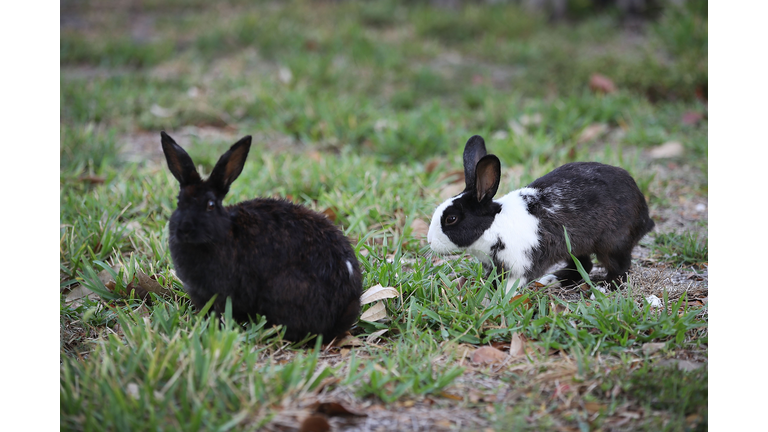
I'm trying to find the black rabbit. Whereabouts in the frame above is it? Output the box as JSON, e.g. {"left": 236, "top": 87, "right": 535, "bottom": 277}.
{"left": 427, "top": 135, "right": 655, "bottom": 292}
{"left": 161, "top": 131, "right": 362, "bottom": 342}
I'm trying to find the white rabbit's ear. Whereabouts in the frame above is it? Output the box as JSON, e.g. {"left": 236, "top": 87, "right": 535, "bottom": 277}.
{"left": 209, "top": 136, "right": 252, "bottom": 195}
{"left": 475, "top": 155, "right": 500, "bottom": 203}
{"left": 463, "top": 135, "right": 487, "bottom": 190}
{"left": 161, "top": 131, "right": 201, "bottom": 186}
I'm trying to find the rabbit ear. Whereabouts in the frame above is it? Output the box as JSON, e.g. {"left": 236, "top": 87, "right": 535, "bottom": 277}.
{"left": 475, "top": 155, "right": 500, "bottom": 203}
{"left": 208, "top": 136, "right": 252, "bottom": 195}
{"left": 463, "top": 135, "right": 487, "bottom": 190}
{"left": 161, "top": 131, "right": 201, "bottom": 186}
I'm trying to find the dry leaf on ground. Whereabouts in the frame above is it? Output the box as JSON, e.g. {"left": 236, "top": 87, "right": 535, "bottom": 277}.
{"left": 509, "top": 333, "right": 529, "bottom": 358}
{"left": 682, "top": 111, "right": 704, "bottom": 125}
{"left": 311, "top": 401, "right": 368, "bottom": 418}
{"left": 366, "top": 329, "right": 388, "bottom": 343}
{"left": 321, "top": 207, "right": 337, "bottom": 222}
{"left": 65, "top": 285, "right": 99, "bottom": 307}
{"left": 649, "top": 141, "right": 684, "bottom": 159}
{"left": 642, "top": 342, "right": 666, "bottom": 356}
{"left": 360, "top": 302, "right": 387, "bottom": 322}
{"left": 360, "top": 284, "right": 399, "bottom": 305}
{"left": 135, "top": 271, "right": 174, "bottom": 298}
{"left": 330, "top": 333, "right": 363, "bottom": 348}
{"left": 589, "top": 74, "right": 616, "bottom": 93}
{"left": 471, "top": 346, "right": 507, "bottom": 364}
{"left": 409, "top": 218, "right": 429, "bottom": 242}
{"left": 584, "top": 401, "right": 608, "bottom": 414}
{"left": 577, "top": 123, "right": 608, "bottom": 144}
{"left": 658, "top": 359, "right": 705, "bottom": 372}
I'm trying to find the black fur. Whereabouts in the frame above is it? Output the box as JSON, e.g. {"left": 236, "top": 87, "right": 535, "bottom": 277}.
{"left": 521, "top": 162, "right": 655, "bottom": 287}
{"left": 161, "top": 132, "right": 362, "bottom": 341}
{"left": 440, "top": 135, "right": 502, "bottom": 247}
{"left": 433, "top": 135, "right": 654, "bottom": 289}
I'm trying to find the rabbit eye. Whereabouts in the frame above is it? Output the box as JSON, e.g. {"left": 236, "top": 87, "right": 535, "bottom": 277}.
{"left": 206, "top": 200, "right": 216, "bottom": 211}
{"left": 445, "top": 215, "right": 458, "bottom": 225}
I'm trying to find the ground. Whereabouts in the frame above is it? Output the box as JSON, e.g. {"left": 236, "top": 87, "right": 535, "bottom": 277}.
{"left": 60, "top": 1, "right": 707, "bottom": 431}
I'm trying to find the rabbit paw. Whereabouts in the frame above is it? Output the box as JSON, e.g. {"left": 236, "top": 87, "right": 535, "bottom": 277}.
{"left": 536, "top": 274, "right": 560, "bottom": 287}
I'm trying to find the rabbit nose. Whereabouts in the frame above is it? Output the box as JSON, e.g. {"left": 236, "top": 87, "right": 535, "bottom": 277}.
{"left": 177, "top": 219, "right": 195, "bottom": 236}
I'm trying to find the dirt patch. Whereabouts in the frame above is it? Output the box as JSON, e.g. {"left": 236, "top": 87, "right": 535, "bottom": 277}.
{"left": 118, "top": 126, "right": 306, "bottom": 165}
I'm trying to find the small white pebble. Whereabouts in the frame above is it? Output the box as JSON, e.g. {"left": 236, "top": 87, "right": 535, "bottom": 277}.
{"left": 645, "top": 295, "right": 663, "bottom": 308}
{"left": 491, "top": 130, "right": 509, "bottom": 140}
{"left": 695, "top": 203, "right": 706, "bottom": 213}
{"left": 589, "top": 286, "right": 607, "bottom": 300}
{"left": 278, "top": 67, "right": 293, "bottom": 84}
{"left": 126, "top": 383, "right": 140, "bottom": 400}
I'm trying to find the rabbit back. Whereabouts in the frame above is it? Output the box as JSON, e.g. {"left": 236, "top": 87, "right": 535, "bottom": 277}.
{"left": 520, "top": 162, "right": 654, "bottom": 282}
{"left": 171, "top": 197, "right": 362, "bottom": 342}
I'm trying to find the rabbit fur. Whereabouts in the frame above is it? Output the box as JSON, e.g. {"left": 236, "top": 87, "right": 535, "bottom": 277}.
{"left": 427, "top": 135, "right": 654, "bottom": 293}
{"left": 161, "top": 131, "right": 362, "bottom": 342}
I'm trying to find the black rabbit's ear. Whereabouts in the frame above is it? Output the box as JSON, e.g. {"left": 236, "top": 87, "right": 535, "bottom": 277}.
{"left": 161, "top": 131, "right": 201, "bottom": 186}
{"left": 463, "top": 135, "right": 487, "bottom": 190}
{"left": 209, "top": 136, "right": 252, "bottom": 195}
{"left": 475, "top": 155, "right": 500, "bottom": 203}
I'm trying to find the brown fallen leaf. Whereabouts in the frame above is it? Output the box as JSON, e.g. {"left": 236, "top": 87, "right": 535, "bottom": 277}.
{"left": 425, "top": 158, "right": 442, "bottom": 174}
{"left": 584, "top": 401, "right": 607, "bottom": 414}
{"left": 79, "top": 175, "right": 105, "bottom": 185}
{"left": 135, "top": 271, "right": 174, "bottom": 299}
{"left": 682, "top": 111, "right": 704, "bottom": 126}
{"left": 510, "top": 294, "right": 531, "bottom": 308}
{"left": 64, "top": 284, "right": 99, "bottom": 307}
{"left": 550, "top": 301, "right": 569, "bottom": 315}
{"left": 439, "top": 391, "right": 463, "bottom": 401}
{"left": 490, "top": 340, "right": 509, "bottom": 351}
{"left": 577, "top": 123, "right": 608, "bottom": 144}
{"left": 321, "top": 207, "right": 337, "bottom": 222}
{"left": 329, "top": 333, "right": 363, "bottom": 348}
{"left": 304, "top": 39, "right": 320, "bottom": 52}
{"left": 509, "top": 332, "right": 529, "bottom": 357}
{"left": 439, "top": 182, "right": 465, "bottom": 200}
{"left": 299, "top": 415, "right": 330, "bottom": 432}
{"left": 589, "top": 74, "right": 616, "bottom": 94}
{"left": 455, "top": 276, "right": 468, "bottom": 290}
{"left": 311, "top": 401, "right": 367, "bottom": 418}
{"left": 97, "top": 264, "right": 121, "bottom": 288}
{"left": 471, "top": 346, "right": 507, "bottom": 365}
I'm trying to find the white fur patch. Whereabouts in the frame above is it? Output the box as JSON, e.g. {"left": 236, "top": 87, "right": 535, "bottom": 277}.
{"left": 427, "top": 197, "right": 460, "bottom": 254}
{"left": 428, "top": 189, "right": 541, "bottom": 291}
{"left": 537, "top": 274, "right": 560, "bottom": 286}
{"left": 346, "top": 260, "right": 354, "bottom": 277}
{"left": 465, "top": 190, "right": 540, "bottom": 281}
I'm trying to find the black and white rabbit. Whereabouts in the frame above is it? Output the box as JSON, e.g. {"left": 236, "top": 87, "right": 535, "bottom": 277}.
{"left": 427, "top": 135, "right": 654, "bottom": 292}
{"left": 161, "top": 131, "right": 363, "bottom": 342}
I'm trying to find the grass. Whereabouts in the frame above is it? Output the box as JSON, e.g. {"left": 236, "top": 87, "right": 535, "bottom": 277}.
{"left": 651, "top": 232, "right": 708, "bottom": 267}
{"left": 60, "top": 0, "right": 707, "bottom": 430}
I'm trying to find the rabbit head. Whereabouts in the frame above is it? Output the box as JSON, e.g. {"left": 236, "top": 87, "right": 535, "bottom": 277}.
{"left": 427, "top": 135, "right": 504, "bottom": 255}
{"left": 161, "top": 131, "right": 251, "bottom": 244}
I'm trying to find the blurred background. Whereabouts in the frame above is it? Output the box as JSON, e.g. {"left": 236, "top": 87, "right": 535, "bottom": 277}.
{"left": 60, "top": 0, "right": 707, "bottom": 171}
